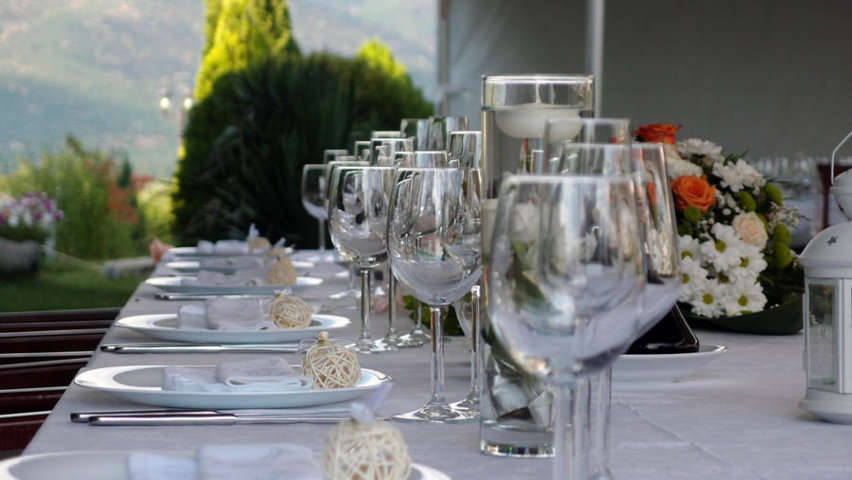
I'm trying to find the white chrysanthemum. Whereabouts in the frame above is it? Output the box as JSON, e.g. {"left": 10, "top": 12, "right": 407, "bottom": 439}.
{"left": 723, "top": 243, "right": 766, "bottom": 283}
{"left": 678, "top": 235, "right": 701, "bottom": 261}
{"left": 689, "top": 279, "right": 725, "bottom": 318}
{"left": 699, "top": 224, "right": 743, "bottom": 272}
{"left": 679, "top": 256, "right": 708, "bottom": 302}
{"left": 677, "top": 138, "right": 724, "bottom": 161}
{"left": 712, "top": 158, "right": 765, "bottom": 192}
{"left": 666, "top": 156, "right": 703, "bottom": 179}
{"left": 722, "top": 279, "right": 767, "bottom": 316}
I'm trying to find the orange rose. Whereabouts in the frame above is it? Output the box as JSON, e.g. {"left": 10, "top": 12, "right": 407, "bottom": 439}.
{"left": 670, "top": 175, "right": 715, "bottom": 213}
{"left": 635, "top": 123, "right": 681, "bottom": 144}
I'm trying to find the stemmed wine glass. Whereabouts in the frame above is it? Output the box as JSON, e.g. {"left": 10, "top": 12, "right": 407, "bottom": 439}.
{"left": 426, "top": 116, "right": 469, "bottom": 150}
{"left": 400, "top": 118, "right": 431, "bottom": 150}
{"left": 488, "top": 174, "right": 646, "bottom": 480}
{"left": 354, "top": 140, "right": 372, "bottom": 162}
{"left": 395, "top": 151, "right": 450, "bottom": 348}
{"left": 388, "top": 167, "right": 482, "bottom": 422}
{"left": 324, "top": 159, "right": 369, "bottom": 302}
{"left": 328, "top": 165, "right": 395, "bottom": 354}
{"left": 323, "top": 149, "right": 349, "bottom": 163}
{"left": 300, "top": 164, "right": 334, "bottom": 260}
{"left": 446, "top": 130, "right": 484, "bottom": 416}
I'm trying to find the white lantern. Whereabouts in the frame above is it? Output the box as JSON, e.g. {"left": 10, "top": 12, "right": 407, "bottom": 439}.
{"left": 799, "top": 131, "right": 852, "bottom": 423}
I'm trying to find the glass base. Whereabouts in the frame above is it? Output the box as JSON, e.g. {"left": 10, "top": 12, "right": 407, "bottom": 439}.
{"left": 369, "top": 337, "right": 399, "bottom": 353}
{"left": 479, "top": 420, "right": 554, "bottom": 458}
{"left": 394, "top": 402, "right": 477, "bottom": 423}
{"left": 396, "top": 324, "right": 430, "bottom": 348}
{"left": 591, "top": 469, "right": 613, "bottom": 480}
{"left": 449, "top": 396, "right": 479, "bottom": 416}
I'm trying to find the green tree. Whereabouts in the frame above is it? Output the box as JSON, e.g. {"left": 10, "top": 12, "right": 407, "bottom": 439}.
{"left": 195, "top": 0, "right": 300, "bottom": 102}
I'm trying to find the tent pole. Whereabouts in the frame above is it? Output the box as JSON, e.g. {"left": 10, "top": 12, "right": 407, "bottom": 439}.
{"left": 438, "top": 0, "right": 450, "bottom": 115}
{"left": 586, "top": 0, "right": 604, "bottom": 117}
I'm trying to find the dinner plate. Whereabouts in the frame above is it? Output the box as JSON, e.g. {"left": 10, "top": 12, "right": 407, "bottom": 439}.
{"left": 164, "top": 259, "right": 314, "bottom": 274}
{"left": 168, "top": 246, "right": 293, "bottom": 257}
{"left": 613, "top": 344, "right": 727, "bottom": 384}
{"left": 0, "top": 452, "right": 450, "bottom": 480}
{"left": 75, "top": 365, "right": 389, "bottom": 409}
{"left": 145, "top": 276, "right": 323, "bottom": 295}
{"left": 115, "top": 313, "right": 350, "bottom": 344}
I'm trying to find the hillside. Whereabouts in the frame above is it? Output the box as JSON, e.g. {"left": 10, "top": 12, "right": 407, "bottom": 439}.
{"left": 0, "top": 0, "right": 436, "bottom": 177}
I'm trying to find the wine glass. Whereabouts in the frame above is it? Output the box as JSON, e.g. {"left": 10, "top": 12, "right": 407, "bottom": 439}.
{"left": 488, "top": 174, "right": 646, "bottom": 480}
{"left": 395, "top": 151, "right": 451, "bottom": 348}
{"left": 328, "top": 165, "right": 395, "bottom": 353}
{"left": 371, "top": 137, "right": 414, "bottom": 166}
{"left": 400, "top": 118, "right": 431, "bottom": 150}
{"left": 426, "top": 116, "right": 469, "bottom": 150}
{"left": 388, "top": 167, "right": 482, "bottom": 422}
{"left": 323, "top": 149, "right": 349, "bottom": 163}
{"left": 353, "top": 140, "right": 372, "bottom": 162}
{"left": 300, "top": 164, "right": 333, "bottom": 257}
{"left": 447, "top": 130, "right": 484, "bottom": 416}
{"left": 372, "top": 130, "right": 404, "bottom": 139}
{"left": 324, "top": 159, "right": 369, "bottom": 299}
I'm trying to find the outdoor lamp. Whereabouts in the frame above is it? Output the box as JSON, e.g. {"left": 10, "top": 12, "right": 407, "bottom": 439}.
{"left": 799, "top": 130, "right": 852, "bottom": 423}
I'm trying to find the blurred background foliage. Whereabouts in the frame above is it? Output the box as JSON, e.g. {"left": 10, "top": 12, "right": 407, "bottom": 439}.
{"left": 0, "top": 135, "right": 166, "bottom": 260}
{"left": 173, "top": 0, "right": 432, "bottom": 246}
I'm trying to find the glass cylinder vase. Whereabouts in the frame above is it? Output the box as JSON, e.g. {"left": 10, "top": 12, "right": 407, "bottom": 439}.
{"left": 479, "top": 74, "right": 594, "bottom": 457}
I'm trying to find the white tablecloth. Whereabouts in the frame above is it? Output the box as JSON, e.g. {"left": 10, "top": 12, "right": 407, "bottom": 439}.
{"left": 22, "top": 251, "right": 850, "bottom": 479}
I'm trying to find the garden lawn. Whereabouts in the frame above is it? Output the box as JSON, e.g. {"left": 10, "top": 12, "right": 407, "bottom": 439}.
{"left": 0, "top": 265, "right": 145, "bottom": 312}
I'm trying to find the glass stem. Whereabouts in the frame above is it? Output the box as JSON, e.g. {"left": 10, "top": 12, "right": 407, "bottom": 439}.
{"left": 387, "top": 272, "right": 397, "bottom": 336}
{"left": 415, "top": 304, "right": 423, "bottom": 331}
{"left": 428, "top": 306, "right": 446, "bottom": 404}
{"left": 591, "top": 367, "right": 612, "bottom": 479}
{"left": 359, "top": 268, "right": 371, "bottom": 344}
{"left": 554, "top": 379, "right": 589, "bottom": 480}
{"left": 318, "top": 220, "right": 326, "bottom": 251}
{"left": 469, "top": 285, "right": 480, "bottom": 398}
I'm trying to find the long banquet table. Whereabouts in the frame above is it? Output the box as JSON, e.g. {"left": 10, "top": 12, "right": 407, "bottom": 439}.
{"left": 22, "top": 251, "right": 852, "bottom": 479}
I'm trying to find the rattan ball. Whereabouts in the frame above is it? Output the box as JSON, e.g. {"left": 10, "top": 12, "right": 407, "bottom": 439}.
{"left": 268, "top": 295, "right": 313, "bottom": 329}
{"left": 302, "top": 332, "right": 361, "bottom": 389}
{"left": 265, "top": 257, "right": 297, "bottom": 285}
{"left": 248, "top": 236, "right": 270, "bottom": 252}
{"left": 323, "top": 419, "right": 411, "bottom": 480}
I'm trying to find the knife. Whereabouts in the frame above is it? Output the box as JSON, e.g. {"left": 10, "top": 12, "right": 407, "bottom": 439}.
{"left": 100, "top": 343, "right": 300, "bottom": 354}
{"left": 88, "top": 414, "right": 351, "bottom": 426}
{"left": 155, "top": 293, "right": 273, "bottom": 301}
{"left": 71, "top": 406, "right": 352, "bottom": 423}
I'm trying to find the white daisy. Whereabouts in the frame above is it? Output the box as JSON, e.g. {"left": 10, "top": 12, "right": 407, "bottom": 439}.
{"left": 699, "top": 226, "right": 742, "bottom": 272}
{"left": 677, "top": 138, "right": 724, "bottom": 161}
{"left": 722, "top": 279, "right": 767, "bottom": 316}
{"left": 723, "top": 243, "right": 767, "bottom": 283}
{"left": 666, "top": 156, "right": 703, "bottom": 179}
{"left": 678, "top": 234, "right": 701, "bottom": 261}
{"left": 679, "top": 256, "right": 708, "bottom": 302}
{"left": 689, "top": 279, "right": 725, "bottom": 318}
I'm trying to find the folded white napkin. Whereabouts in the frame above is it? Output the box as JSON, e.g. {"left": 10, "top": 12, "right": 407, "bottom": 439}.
{"left": 162, "top": 358, "right": 311, "bottom": 392}
{"left": 181, "top": 270, "right": 264, "bottom": 287}
{"left": 177, "top": 304, "right": 207, "bottom": 329}
{"left": 199, "top": 444, "right": 320, "bottom": 480}
{"left": 127, "top": 444, "right": 321, "bottom": 480}
{"left": 200, "top": 256, "right": 264, "bottom": 271}
{"left": 205, "top": 297, "right": 274, "bottom": 330}
{"left": 128, "top": 452, "right": 196, "bottom": 480}
{"left": 197, "top": 240, "right": 250, "bottom": 256}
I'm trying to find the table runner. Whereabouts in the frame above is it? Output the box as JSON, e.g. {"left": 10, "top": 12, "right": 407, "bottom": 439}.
{"left": 23, "top": 252, "right": 851, "bottom": 479}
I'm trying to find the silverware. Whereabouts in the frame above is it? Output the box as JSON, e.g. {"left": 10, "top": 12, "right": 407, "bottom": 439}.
{"left": 155, "top": 293, "right": 272, "bottom": 301}
{"left": 100, "top": 343, "right": 300, "bottom": 354}
{"left": 71, "top": 407, "right": 351, "bottom": 423}
{"left": 88, "top": 414, "right": 351, "bottom": 426}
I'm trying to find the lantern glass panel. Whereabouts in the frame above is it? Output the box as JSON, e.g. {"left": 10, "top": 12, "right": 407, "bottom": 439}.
{"left": 807, "top": 283, "right": 837, "bottom": 391}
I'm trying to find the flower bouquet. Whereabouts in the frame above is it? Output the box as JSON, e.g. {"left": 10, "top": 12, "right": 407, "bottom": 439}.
{"left": 0, "top": 192, "right": 63, "bottom": 243}
{"left": 636, "top": 124, "right": 804, "bottom": 334}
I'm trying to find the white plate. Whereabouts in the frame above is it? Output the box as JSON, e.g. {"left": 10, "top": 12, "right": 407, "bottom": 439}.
{"left": 145, "top": 276, "right": 323, "bottom": 295}
{"left": 0, "top": 452, "right": 450, "bottom": 480}
{"left": 164, "top": 260, "right": 314, "bottom": 273}
{"left": 75, "top": 365, "right": 389, "bottom": 409}
{"left": 168, "top": 246, "right": 293, "bottom": 257}
{"left": 115, "top": 313, "right": 350, "bottom": 344}
{"left": 613, "top": 344, "right": 727, "bottom": 384}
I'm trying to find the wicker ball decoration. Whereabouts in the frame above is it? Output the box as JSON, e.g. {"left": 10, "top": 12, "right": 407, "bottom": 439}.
{"left": 248, "top": 236, "right": 270, "bottom": 252}
{"left": 302, "top": 332, "right": 361, "bottom": 389}
{"left": 265, "top": 256, "right": 298, "bottom": 285}
{"left": 323, "top": 419, "right": 411, "bottom": 480}
{"left": 269, "top": 294, "right": 313, "bottom": 329}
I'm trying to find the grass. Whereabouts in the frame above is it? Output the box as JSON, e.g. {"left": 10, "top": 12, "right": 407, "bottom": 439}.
{"left": 0, "top": 263, "right": 146, "bottom": 312}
